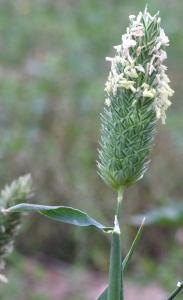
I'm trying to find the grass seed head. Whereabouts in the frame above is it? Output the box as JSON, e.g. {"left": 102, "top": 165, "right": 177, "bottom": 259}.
{"left": 98, "top": 8, "right": 174, "bottom": 190}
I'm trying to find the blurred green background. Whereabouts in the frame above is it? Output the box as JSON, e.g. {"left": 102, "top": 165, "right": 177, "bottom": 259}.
{"left": 1, "top": 0, "right": 183, "bottom": 299}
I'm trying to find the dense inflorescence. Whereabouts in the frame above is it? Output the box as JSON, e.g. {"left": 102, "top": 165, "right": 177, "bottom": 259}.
{"left": 98, "top": 8, "right": 174, "bottom": 190}
{"left": 0, "top": 174, "right": 33, "bottom": 279}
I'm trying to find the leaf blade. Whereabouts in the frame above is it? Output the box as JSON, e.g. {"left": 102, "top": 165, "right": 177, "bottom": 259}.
{"left": 107, "top": 229, "right": 122, "bottom": 300}
{"left": 5, "top": 203, "right": 112, "bottom": 233}
{"left": 97, "top": 286, "right": 108, "bottom": 300}
{"left": 122, "top": 217, "right": 145, "bottom": 272}
{"left": 97, "top": 218, "right": 145, "bottom": 300}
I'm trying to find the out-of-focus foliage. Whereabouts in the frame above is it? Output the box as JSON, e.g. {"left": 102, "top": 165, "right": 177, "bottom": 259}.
{"left": 0, "top": 252, "right": 104, "bottom": 300}
{"left": 0, "top": 174, "right": 32, "bottom": 280}
{"left": 132, "top": 202, "right": 183, "bottom": 226}
{"left": 0, "top": 0, "right": 183, "bottom": 285}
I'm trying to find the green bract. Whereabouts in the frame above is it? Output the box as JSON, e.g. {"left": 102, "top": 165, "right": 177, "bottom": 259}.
{"left": 98, "top": 9, "right": 174, "bottom": 190}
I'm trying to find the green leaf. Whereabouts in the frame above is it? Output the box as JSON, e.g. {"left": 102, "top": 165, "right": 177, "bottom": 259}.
{"left": 5, "top": 203, "right": 112, "bottom": 233}
{"left": 107, "top": 227, "right": 122, "bottom": 300}
{"left": 167, "top": 281, "right": 183, "bottom": 300}
{"left": 97, "top": 288, "right": 108, "bottom": 300}
{"left": 131, "top": 203, "right": 183, "bottom": 226}
{"left": 97, "top": 218, "right": 145, "bottom": 300}
{"left": 122, "top": 217, "right": 145, "bottom": 272}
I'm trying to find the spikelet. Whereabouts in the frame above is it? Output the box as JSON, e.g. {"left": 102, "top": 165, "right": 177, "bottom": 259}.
{"left": 0, "top": 174, "right": 33, "bottom": 280}
{"left": 98, "top": 8, "right": 174, "bottom": 190}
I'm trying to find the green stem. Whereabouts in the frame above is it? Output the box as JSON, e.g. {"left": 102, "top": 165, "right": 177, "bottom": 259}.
{"left": 97, "top": 218, "right": 145, "bottom": 300}
{"left": 107, "top": 187, "right": 124, "bottom": 300}
{"left": 116, "top": 187, "right": 123, "bottom": 220}
{"left": 167, "top": 282, "right": 183, "bottom": 300}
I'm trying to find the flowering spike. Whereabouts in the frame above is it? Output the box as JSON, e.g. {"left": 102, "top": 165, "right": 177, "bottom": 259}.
{"left": 0, "top": 175, "right": 33, "bottom": 276}
{"left": 98, "top": 9, "right": 174, "bottom": 190}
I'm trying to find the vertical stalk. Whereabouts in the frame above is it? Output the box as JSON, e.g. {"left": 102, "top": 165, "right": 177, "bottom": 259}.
{"left": 107, "top": 187, "right": 124, "bottom": 300}
{"left": 116, "top": 187, "right": 123, "bottom": 220}
{"left": 167, "top": 282, "right": 183, "bottom": 300}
